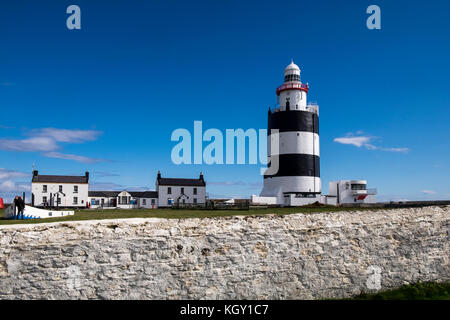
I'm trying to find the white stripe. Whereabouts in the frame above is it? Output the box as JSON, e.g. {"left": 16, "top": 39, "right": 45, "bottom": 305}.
{"left": 268, "top": 131, "right": 320, "bottom": 156}
{"left": 261, "top": 176, "right": 322, "bottom": 196}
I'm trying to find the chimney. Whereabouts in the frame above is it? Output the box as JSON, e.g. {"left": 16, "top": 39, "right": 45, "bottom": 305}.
{"left": 85, "top": 171, "right": 89, "bottom": 181}
{"left": 33, "top": 170, "right": 38, "bottom": 177}
{"left": 199, "top": 172, "right": 204, "bottom": 181}
{"left": 157, "top": 171, "right": 161, "bottom": 180}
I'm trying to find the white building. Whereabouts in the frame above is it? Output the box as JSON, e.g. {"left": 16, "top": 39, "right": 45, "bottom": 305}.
{"left": 31, "top": 170, "right": 89, "bottom": 208}
{"left": 87, "top": 172, "right": 206, "bottom": 209}
{"left": 156, "top": 171, "right": 206, "bottom": 207}
{"left": 88, "top": 190, "right": 158, "bottom": 209}
{"left": 326, "top": 180, "right": 377, "bottom": 205}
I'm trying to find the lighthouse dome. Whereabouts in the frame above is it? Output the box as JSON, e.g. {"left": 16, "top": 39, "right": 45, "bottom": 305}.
{"left": 284, "top": 61, "right": 300, "bottom": 75}
{"left": 284, "top": 60, "right": 301, "bottom": 82}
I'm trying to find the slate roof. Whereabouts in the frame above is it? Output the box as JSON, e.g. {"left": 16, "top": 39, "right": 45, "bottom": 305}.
{"left": 32, "top": 175, "right": 89, "bottom": 184}
{"left": 88, "top": 191, "right": 120, "bottom": 198}
{"left": 88, "top": 191, "right": 158, "bottom": 198}
{"left": 129, "top": 191, "right": 158, "bottom": 198}
{"left": 157, "top": 178, "right": 206, "bottom": 187}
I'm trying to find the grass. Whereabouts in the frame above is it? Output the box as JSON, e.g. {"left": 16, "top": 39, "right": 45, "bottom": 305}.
{"left": 0, "top": 205, "right": 382, "bottom": 225}
{"left": 352, "top": 282, "right": 450, "bottom": 300}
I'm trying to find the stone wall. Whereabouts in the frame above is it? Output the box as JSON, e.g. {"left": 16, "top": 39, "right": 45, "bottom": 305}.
{"left": 0, "top": 206, "right": 448, "bottom": 299}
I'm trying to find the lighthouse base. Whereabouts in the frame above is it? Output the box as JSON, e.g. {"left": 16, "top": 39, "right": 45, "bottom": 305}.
{"left": 259, "top": 176, "right": 321, "bottom": 205}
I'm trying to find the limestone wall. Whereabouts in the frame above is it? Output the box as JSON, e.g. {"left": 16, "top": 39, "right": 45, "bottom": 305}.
{"left": 0, "top": 206, "right": 448, "bottom": 299}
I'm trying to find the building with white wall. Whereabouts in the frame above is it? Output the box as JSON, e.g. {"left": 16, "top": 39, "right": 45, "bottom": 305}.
{"left": 86, "top": 172, "right": 206, "bottom": 209}
{"left": 325, "top": 180, "right": 377, "bottom": 205}
{"left": 31, "top": 170, "right": 89, "bottom": 208}
{"left": 88, "top": 190, "right": 158, "bottom": 209}
{"left": 156, "top": 171, "right": 206, "bottom": 207}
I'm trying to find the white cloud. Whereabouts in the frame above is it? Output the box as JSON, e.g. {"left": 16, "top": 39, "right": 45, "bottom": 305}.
{"left": 32, "top": 128, "right": 101, "bottom": 143}
{"left": 421, "top": 190, "right": 437, "bottom": 195}
{"left": 0, "top": 180, "right": 30, "bottom": 193}
{"left": 0, "top": 136, "right": 58, "bottom": 152}
{"left": 43, "top": 152, "right": 107, "bottom": 164}
{"left": 0, "top": 168, "right": 29, "bottom": 180}
{"left": 379, "top": 147, "right": 409, "bottom": 153}
{"left": 334, "top": 133, "right": 409, "bottom": 153}
{"left": 334, "top": 136, "right": 372, "bottom": 147}
{"left": 0, "top": 127, "right": 106, "bottom": 163}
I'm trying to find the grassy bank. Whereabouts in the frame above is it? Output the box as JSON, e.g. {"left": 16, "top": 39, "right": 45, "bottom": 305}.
{"left": 0, "top": 205, "right": 381, "bottom": 225}
{"left": 352, "top": 282, "right": 450, "bottom": 300}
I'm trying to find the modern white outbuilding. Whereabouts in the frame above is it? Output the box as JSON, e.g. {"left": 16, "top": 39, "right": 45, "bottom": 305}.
{"left": 325, "top": 180, "right": 377, "bottom": 205}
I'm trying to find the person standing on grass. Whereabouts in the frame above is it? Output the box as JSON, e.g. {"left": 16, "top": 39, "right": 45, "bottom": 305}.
{"left": 16, "top": 196, "right": 25, "bottom": 220}
{"left": 13, "top": 196, "right": 20, "bottom": 219}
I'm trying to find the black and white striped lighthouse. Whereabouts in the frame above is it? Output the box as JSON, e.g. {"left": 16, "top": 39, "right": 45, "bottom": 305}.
{"left": 260, "top": 61, "right": 321, "bottom": 204}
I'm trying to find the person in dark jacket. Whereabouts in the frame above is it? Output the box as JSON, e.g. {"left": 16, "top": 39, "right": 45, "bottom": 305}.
{"left": 16, "top": 196, "right": 25, "bottom": 220}
{"left": 13, "top": 196, "right": 19, "bottom": 219}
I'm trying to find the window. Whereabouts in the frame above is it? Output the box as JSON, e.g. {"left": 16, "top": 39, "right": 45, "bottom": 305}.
{"left": 57, "top": 197, "right": 61, "bottom": 204}
{"left": 101, "top": 199, "right": 104, "bottom": 205}
{"left": 168, "top": 187, "right": 172, "bottom": 194}
{"left": 193, "top": 198, "right": 197, "bottom": 204}
{"left": 351, "top": 184, "right": 366, "bottom": 191}
{"left": 121, "top": 196, "right": 127, "bottom": 204}
{"left": 284, "top": 74, "right": 300, "bottom": 82}
{"left": 73, "top": 197, "right": 78, "bottom": 205}
{"left": 59, "top": 185, "right": 63, "bottom": 192}
{"left": 43, "top": 185, "right": 47, "bottom": 193}
{"left": 74, "top": 186, "right": 78, "bottom": 193}
{"left": 43, "top": 196, "right": 47, "bottom": 204}
{"left": 193, "top": 188, "right": 197, "bottom": 195}
{"left": 142, "top": 199, "right": 146, "bottom": 205}
{"left": 181, "top": 187, "right": 184, "bottom": 194}
{"left": 151, "top": 199, "right": 155, "bottom": 205}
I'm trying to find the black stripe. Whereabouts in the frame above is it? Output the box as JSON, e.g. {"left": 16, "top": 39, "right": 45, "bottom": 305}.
{"left": 268, "top": 110, "right": 319, "bottom": 134}
{"left": 264, "top": 154, "right": 320, "bottom": 178}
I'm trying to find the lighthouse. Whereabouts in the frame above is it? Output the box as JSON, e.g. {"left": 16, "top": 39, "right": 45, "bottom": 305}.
{"left": 260, "top": 61, "right": 321, "bottom": 205}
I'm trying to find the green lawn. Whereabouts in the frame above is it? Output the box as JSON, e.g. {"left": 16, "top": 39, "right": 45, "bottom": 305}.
{"left": 352, "top": 282, "right": 450, "bottom": 300}
{"left": 0, "top": 205, "right": 380, "bottom": 225}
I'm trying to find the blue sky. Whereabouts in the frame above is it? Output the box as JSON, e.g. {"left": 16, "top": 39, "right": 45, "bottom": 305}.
{"left": 0, "top": 0, "right": 449, "bottom": 202}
